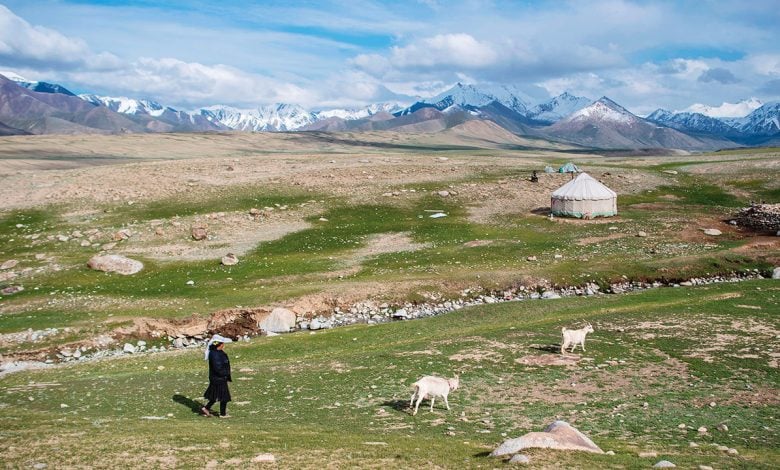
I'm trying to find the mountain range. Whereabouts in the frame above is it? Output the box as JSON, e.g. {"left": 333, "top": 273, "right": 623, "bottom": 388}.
{"left": 0, "top": 72, "right": 778, "bottom": 150}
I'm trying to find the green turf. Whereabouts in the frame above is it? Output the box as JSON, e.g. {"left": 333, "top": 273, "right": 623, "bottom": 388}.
{"left": 1, "top": 280, "right": 777, "bottom": 468}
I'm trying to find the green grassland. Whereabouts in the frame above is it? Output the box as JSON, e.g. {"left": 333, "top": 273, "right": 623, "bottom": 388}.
{"left": 0, "top": 280, "right": 777, "bottom": 468}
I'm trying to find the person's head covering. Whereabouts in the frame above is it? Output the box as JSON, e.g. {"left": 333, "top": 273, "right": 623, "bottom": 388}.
{"left": 204, "top": 334, "right": 233, "bottom": 360}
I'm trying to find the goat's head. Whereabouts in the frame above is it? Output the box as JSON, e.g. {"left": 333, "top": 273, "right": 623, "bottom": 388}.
{"left": 584, "top": 322, "right": 594, "bottom": 334}
{"left": 448, "top": 375, "right": 460, "bottom": 391}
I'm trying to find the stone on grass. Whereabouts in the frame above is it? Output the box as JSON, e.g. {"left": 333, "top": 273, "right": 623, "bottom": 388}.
{"left": 87, "top": 255, "right": 143, "bottom": 275}
{"left": 0, "top": 259, "right": 18, "bottom": 270}
{"left": 437, "top": 190, "right": 450, "bottom": 197}
{"left": 702, "top": 228, "right": 722, "bottom": 236}
{"left": 191, "top": 226, "right": 208, "bottom": 241}
{"left": 123, "top": 343, "right": 137, "bottom": 354}
{"left": 252, "top": 454, "right": 275, "bottom": 463}
{"left": 716, "top": 423, "right": 728, "bottom": 432}
{"left": 639, "top": 451, "right": 658, "bottom": 458}
{"left": 698, "top": 466, "right": 713, "bottom": 470}
{"left": 113, "top": 229, "right": 132, "bottom": 241}
{"left": 490, "top": 421, "right": 603, "bottom": 456}
{"left": 654, "top": 460, "right": 676, "bottom": 468}
{"left": 259, "top": 308, "right": 296, "bottom": 333}
{"left": 698, "top": 426, "right": 707, "bottom": 434}
{"left": 637, "top": 231, "right": 647, "bottom": 237}
{"left": 772, "top": 267, "right": 780, "bottom": 279}
{"left": 221, "top": 253, "right": 239, "bottom": 266}
{"left": 1, "top": 285, "right": 24, "bottom": 295}
{"left": 508, "top": 454, "right": 529, "bottom": 464}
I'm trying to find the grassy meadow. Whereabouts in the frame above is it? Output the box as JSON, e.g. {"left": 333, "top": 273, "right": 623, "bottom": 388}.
{"left": 0, "top": 134, "right": 778, "bottom": 468}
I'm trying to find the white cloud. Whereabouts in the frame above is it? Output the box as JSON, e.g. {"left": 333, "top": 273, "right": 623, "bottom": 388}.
{"left": 0, "top": 4, "right": 120, "bottom": 70}
{"left": 388, "top": 33, "right": 498, "bottom": 69}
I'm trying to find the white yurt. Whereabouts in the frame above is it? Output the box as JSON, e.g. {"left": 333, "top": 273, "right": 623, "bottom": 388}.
{"left": 550, "top": 172, "right": 617, "bottom": 218}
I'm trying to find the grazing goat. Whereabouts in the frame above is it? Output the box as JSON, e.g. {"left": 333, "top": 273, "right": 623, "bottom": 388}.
{"left": 561, "top": 323, "right": 594, "bottom": 354}
{"left": 409, "top": 375, "right": 459, "bottom": 416}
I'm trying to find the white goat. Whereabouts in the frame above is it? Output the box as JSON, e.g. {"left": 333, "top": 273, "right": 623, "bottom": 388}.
{"left": 409, "top": 375, "right": 459, "bottom": 416}
{"left": 561, "top": 323, "right": 594, "bottom": 354}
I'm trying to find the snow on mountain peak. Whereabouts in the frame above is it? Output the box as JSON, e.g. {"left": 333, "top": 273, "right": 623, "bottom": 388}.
{"left": 0, "top": 71, "right": 31, "bottom": 82}
{"left": 527, "top": 92, "right": 592, "bottom": 122}
{"left": 682, "top": 98, "right": 763, "bottom": 118}
{"left": 566, "top": 97, "right": 636, "bottom": 124}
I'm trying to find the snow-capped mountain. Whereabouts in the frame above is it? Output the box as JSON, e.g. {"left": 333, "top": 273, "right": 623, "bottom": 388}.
{"left": 315, "top": 102, "right": 404, "bottom": 120}
{"left": 0, "top": 71, "right": 76, "bottom": 96}
{"left": 562, "top": 97, "right": 636, "bottom": 125}
{"left": 682, "top": 98, "right": 763, "bottom": 118}
{"left": 728, "top": 101, "right": 780, "bottom": 135}
{"left": 646, "top": 109, "right": 737, "bottom": 135}
{"left": 397, "top": 83, "right": 531, "bottom": 116}
{"left": 527, "top": 92, "right": 592, "bottom": 123}
{"left": 545, "top": 97, "right": 730, "bottom": 150}
{"left": 80, "top": 94, "right": 168, "bottom": 116}
{"left": 199, "top": 104, "right": 316, "bottom": 132}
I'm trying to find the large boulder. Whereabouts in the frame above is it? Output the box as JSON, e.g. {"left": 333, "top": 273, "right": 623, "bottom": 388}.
{"left": 259, "top": 307, "right": 297, "bottom": 333}
{"left": 773, "top": 267, "right": 780, "bottom": 280}
{"left": 87, "top": 255, "right": 144, "bottom": 275}
{"left": 491, "top": 421, "right": 603, "bottom": 456}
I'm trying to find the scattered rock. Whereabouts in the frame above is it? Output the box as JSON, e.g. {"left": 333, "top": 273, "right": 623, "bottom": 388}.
{"left": 490, "top": 421, "right": 603, "bottom": 456}
{"left": 101, "top": 242, "right": 117, "bottom": 250}
{"left": 191, "top": 225, "right": 208, "bottom": 241}
{"left": 437, "top": 190, "right": 450, "bottom": 197}
{"left": 654, "top": 460, "right": 676, "bottom": 468}
{"left": 154, "top": 227, "right": 165, "bottom": 236}
{"left": 221, "top": 253, "right": 239, "bottom": 266}
{"left": 702, "top": 228, "right": 722, "bottom": 236}
{"left": 772, "top": 267, "right": 780, "bottom": 279}
{"left": 698, "top": 426, "right": 707, "bottom": 434}
{"left": 259, "top": 308, "right": 297, "bottom": 333}
{"left": 637, "top": 231, "right": 647, "bottom": 237}
{"left": 113, "top": 228, "right": 132, "bottom": 241}
{"left": 677, "top": 423, "right": 686, "bottom": 429}
{"left": 662, "top": 170, "right": 678, "bottom": 175}
{"left": 251, "top": 454, "right": 275, "bottom": 463}
{"left": 123, "top": 343, "right": 137, "bottom": 354}
{"left": 526, "top": 256, "right": 537, "bottom": 262}
{"left": 0, "top": 259, "right": 18, "bottom": 270}
{"left": 508, "top": 454, "right": 530, "bottom": 465}
{"left": 605, "top": 450, "right": 615, "bottom": 455}
{"left": 639, "top": 452, "right": 658, "bottom": 458}
{"left": 1, "top": 285, "right": 24, "bottom": 295}
{"left": 727, "top": 448, "right": 739, "bottom": 455}
{"left": 87, "top": 255, "right": 144, "bottom": 275}
{"left": 698, "top": 466, "right": 713, "bottom": 470}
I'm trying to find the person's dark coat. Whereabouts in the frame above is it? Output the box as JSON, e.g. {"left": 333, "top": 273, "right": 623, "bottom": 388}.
{"left": 204, "top": 349, "right": 232, "bottom": 402}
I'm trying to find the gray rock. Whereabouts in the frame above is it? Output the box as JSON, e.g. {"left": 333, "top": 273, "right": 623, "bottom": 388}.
{"left": 508, "top": 454, "right": 529, "bottom": 464}
{"left": 491, "top": 421, "right": 603, "bottom": 456}
{"left": 259, "top": 307, "right": 297, "bottom": 333}
{"left": 191, "top": 226, "right": 208, "bottom": 241}
{"left": 541, "top": 291, "right": 561, "bottom": 299}
{"left": 172, "top": 338, "right": 185, "bottom": 348}
{"left": 0, "top": 285, "right": 24, "bottom": 295}
{"left": 702, "top": 228, "right": 722, "bottom": 236}
{"left": 653, "top": 460, "right": 676, "bottom": 468}
{"left": 0, "top": 259, "right": 18, "bottom": 270}
{"left": 772, "top": 267, "right": 780, "bottom": 279}
{"left": 698, "top": 466, "right": 713, "bottom": 470}
{"left": 123, "top": 343, "right": 136, "bottom": 354}
{"left": 221, "top": 253, "right": 239, "bottom": 266}
{"left": 437, "top": 190, "right": 450, "bottom": 197}
{"left": 637, "top": 231, "right": 647, "bottom": 237}
{"left": 87, "top": 255, "right": 143, "bottom": 275}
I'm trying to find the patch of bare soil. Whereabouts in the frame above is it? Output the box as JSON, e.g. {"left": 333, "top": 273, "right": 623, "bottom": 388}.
{"left": 121, "top": 208, "right": 314, "bottom": 261}
{"left": 334, "top": 232, "right": 429, "bottom": 269}
{"left": 515, "top": 354, "right": 582, "bottom": 367}
{"left": 577, "top": 233, "right": 628, "bottom": 246}
{"left": 678, "top": 216, "right": 744, "bottom": 243}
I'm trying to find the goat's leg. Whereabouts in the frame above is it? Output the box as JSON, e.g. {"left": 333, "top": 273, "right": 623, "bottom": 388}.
{"left": 570, "top": 343, "right": 576, "bottom": 353}
{"left": 581, "top": 339, "right": 586, "bottom": 351}
{"left": 561, "top": 341, "right": 567, "bottom": 355}
{"left": 413, "top": 394, "right": 424, "bottom": 416}
{"left": 444, "top": 395, "right": 450, "bottom": 410}
{"left": 430, "top": 397, "right": 435, "bottom": 411}
{"left": 410, "top": 388, "right": 417, "bottom": 409}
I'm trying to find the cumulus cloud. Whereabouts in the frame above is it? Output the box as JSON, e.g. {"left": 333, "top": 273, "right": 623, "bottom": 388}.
{"left": 698, "top": 67, "right": 739, "bottom": 84}
{"left": 388, "top": 33, "right": 498, "bottom": 69}
{"left": 66, "top": 57, "right": 318, "bottom": 109}
{"left": 682, "top": 98, "right": 763, "bottom": 118}
{"left": 0, "top": 5, "right": 120, "bottom": 70}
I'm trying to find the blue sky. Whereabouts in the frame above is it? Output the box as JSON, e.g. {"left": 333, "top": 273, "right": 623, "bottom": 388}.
{"left": 1, "top": 0, "right": 779, "bottom": 115}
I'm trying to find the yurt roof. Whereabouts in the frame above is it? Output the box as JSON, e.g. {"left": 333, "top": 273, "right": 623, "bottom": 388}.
{"left": 558, "top": 162, "right": 580, "bottom": 173}
{"left": 551, "top": 172, "right": 617, "bottom": 201}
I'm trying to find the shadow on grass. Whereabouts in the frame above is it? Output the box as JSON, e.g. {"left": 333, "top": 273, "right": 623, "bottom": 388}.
{"left": 173, "top": 394, "right": 203, "bottom": 414}
{"left": 381, "top": 399, "right": 411, "bottom": 414}
{"left": 473, "top": 451, "right": 492, "bottom": 458}
{"left": 531, "top": 344, "right": 561, "bottom": 354}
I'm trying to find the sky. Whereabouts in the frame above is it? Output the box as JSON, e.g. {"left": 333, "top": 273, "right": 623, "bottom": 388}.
{"left": 1, "top": 0, "right": 779, "bottom": 115}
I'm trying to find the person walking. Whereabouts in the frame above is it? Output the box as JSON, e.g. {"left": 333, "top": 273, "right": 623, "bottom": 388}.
{"left": 201, "top": 334, "right": 233, "bottom": 418}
